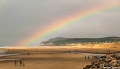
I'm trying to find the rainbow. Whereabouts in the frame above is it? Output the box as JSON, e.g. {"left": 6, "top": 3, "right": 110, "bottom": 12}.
{"left": 18, "top": 2, "right": 120, "bottom": 46}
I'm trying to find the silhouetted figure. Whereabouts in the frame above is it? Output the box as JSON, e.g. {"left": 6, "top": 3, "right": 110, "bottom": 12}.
{"left": 88, "top": 56, "right": 89, "bottom": 60}
{"left": 28, "top": 53, "right": 30, "bottom": 55}
{"left": 85, "top": 56, "right": 86, "bottom": 59}
{"left": 20, "top": 61, "right": 22, "bottom": 66}
{"left": 15, "top": 61, "right": 17, "bottom": 66}
{"left": 23, "top": 63, "right": 25, "bottom": 67}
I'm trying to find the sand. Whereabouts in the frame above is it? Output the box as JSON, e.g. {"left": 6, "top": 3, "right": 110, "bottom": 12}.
{"left": 0, "top": 46, "right": 119, "bottom": 69}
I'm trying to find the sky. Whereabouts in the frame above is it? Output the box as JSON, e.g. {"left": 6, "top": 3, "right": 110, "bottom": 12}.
{"left": 0, "top": 0, "right": 120, "bottom": 46}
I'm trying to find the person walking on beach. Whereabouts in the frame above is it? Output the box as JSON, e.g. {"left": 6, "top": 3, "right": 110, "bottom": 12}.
{"left": 85, "top": 56, "right": 86, "bottom": 60}
{"left": 20, "top": 61, "right": 22, "bottom": 66}
{"left": 15, "top": 61, "right": 17, "bottom": 66}
{"left": 88, "top": 56, "right": 89, "bottom": 60}
{"left": 28, "top": 53, "right": 30, "bottom": 55}
{"left": 23, "top": 63, "right": 25, "bottom": 67}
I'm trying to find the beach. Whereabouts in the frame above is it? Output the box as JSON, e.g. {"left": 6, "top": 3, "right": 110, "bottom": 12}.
{"left": 0, "top": 46, "right": 119, "bottom": 69}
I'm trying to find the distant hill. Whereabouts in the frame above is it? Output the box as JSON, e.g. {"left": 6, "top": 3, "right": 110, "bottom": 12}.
{"left": 48, "top": 37, "right": 68, "bottom": 41}
{"left": 40, "top": 37, "right": 120, "bottom": 46}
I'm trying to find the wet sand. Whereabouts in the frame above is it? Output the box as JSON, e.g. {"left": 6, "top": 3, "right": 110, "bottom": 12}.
{"left": 0, "top": 46, "right": 118, "bottom": 69}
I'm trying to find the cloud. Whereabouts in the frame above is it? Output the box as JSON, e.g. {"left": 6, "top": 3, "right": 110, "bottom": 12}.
{"left": 0, "top": 0, "right": 119, "bottom": 46}
{"left": 0, "top": 0, "right": 7, "bottom": 9}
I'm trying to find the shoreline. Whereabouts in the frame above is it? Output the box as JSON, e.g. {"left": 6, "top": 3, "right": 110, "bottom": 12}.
{"left": 0, "top": 46, "right": 119, "bottom": 69}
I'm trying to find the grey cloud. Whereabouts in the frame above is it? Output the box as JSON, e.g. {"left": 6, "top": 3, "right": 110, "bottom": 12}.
{"left": 0, "top": 0, "right": 119, "bottom": 46}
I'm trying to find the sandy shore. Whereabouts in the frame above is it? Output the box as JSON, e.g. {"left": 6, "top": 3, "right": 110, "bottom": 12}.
{"left": 0, "top": 46, "right": 119, "bottom": 69}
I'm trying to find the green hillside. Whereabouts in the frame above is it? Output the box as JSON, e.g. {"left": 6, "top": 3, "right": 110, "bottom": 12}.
{"left": 41, "top": 37, "right": 120, "bottom": 46}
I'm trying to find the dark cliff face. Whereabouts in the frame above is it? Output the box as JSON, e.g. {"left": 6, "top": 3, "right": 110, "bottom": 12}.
{"left": 40, "top": 37, "right": 120, "bottom": 46}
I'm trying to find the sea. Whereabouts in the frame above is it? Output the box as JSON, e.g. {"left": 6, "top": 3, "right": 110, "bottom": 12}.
{"left": 0, "top": 49, "right": 19, "bottom": 61}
